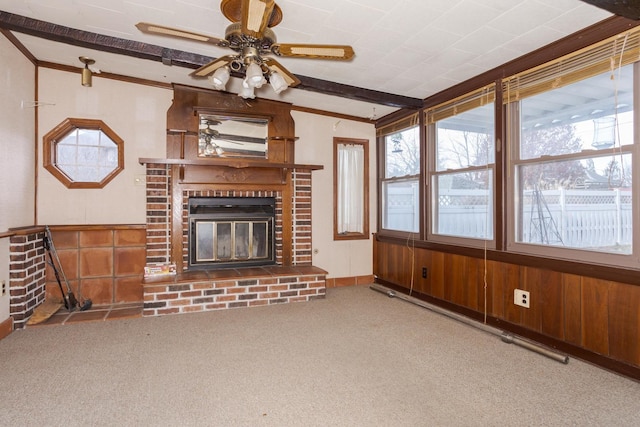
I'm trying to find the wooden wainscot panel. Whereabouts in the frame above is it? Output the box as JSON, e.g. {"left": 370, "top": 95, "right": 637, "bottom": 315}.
{"left": 429, "top": 251, "right": 446, "bottom": 299}
{"left": 181, "top": 165, "right": 286, "bottom": 186}
{"left": 484, "top": 260, "right": 502, "bottom": 316}
{"left": 492, "top": 261, "right": 521, "bottom": 322}
{"left": 563, "top": 273, "right": 583, "bottom": 346}
{"left": 581, "top": 277, "right": 610, "bottom": 356}
{"left": 445, "top": 253, "right": 468, "bottom": 307}
{"left": 607, "top": 281, "right": 640, "bottom": 366}
{"left": 539, "top": 269, "right": 564, "bottom": 340}
{"left": 466, "top": 256, "right": 484, "bottom": 312}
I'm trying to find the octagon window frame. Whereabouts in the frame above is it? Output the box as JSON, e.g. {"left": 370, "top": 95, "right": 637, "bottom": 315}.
{"left": 43, "top": 118, "right": 124, "bottom": 189}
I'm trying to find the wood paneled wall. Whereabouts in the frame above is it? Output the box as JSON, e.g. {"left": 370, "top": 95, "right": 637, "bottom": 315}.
{"left": 373, "top": 237, "right": 640, "bottom": 378}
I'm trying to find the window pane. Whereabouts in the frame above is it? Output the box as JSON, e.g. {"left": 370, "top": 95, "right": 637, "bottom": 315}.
{"left": 55, "top": 128, "right": 120, "bottom": 183}
{"left": 434, "top": 171, "right": 493, "bottom": 239}
{"left": 520, "top": 64, "right": 633, "bottom": 160}
{"left": 515, "top": 64, "right": 634, "bottom": 257}
{"left": 385, "top": 127, "right": 420, "bottom": 178}
{"left": 517, "top": 154, "right": 632, "bottom": 254}
{"left": 382, "top": 179, "right": 419, "bottom": 233}
{"left": 79, "top": 129, "right": 100, "bottom": 146}
{"left": 436, "top": 104, "right": 494, "bottom": 171}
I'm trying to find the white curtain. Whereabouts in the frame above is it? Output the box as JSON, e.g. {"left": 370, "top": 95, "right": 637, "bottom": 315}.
{"left": 337, "top": 143, "right": 364, "bottom": 234}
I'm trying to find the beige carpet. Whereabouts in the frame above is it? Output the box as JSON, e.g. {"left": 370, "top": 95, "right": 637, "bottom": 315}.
{"left": 0, "top": 285, "right": 638, "bottom": 426}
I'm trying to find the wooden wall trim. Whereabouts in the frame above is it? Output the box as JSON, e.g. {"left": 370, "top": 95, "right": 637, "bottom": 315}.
{"left": 0, "top": 316, "right": 13, "bottom": 341}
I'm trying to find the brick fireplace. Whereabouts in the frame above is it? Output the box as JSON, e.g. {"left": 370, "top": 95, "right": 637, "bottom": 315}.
{"left": 140, "top": 85, "right": 326, "bottom": 316}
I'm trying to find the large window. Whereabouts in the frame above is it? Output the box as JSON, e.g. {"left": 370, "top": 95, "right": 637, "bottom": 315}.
{"left": 380, "top": 117, "right": 420, "bottom": 233}
{"left": 427, "top": 85, "right": 495, "bottom": 245}
{"left": 506, "top": 43, "right": 637, "bottom": 265}
{"left": 376, "top": 25, "right": 640, "bottom": 269}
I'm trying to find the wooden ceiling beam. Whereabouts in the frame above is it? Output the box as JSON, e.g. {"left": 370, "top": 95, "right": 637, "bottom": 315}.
{"left": 0, "top": 11, "right": 423, "bottom": 110}
{"left": 580, "top": 0, "right": 640, "bottom": 20}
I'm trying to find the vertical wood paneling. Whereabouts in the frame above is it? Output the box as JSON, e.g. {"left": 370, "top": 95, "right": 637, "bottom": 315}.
{"left": 446, "top": 254, "right": 467, "bottom": 306}
{"left": 581, "top": 277, "right": 610, "bottom": 356}
{"left": 563, "top": 274, "right": 582, "bottom": 346}
{"left": 430, "top": 251, "right": 445, "bottom": 299}
{"left": 466, "top": 256, "right": 483, "bottom": 312}
{"left": 608, "top": 281, "right": 640, "bottom": 366}
{"left": 486, "top": 260, "right": 504, "bottom": 318}
{"left": 401, "top": 244, "right": 414, "bottom": 288}
{"left": 539, "top": 269, "right": 564, "bottom": 340}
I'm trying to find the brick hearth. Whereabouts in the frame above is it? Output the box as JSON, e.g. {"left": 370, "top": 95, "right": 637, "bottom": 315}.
{"left": 143, "top": 265, "right": 326, "bottom": 316}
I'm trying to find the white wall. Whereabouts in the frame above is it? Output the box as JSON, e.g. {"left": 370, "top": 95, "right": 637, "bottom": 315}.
{"left": 293, "top": 111, "right": 376, "bottom": 279}
{"left": 37, "top": 69, "right": 172, "bottom": 225}
{"left": 0, "top": 35, "right": 36, "bottom": 322}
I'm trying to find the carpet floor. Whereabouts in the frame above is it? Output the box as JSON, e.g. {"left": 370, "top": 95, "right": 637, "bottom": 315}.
{"left": 0, "top": 285, "right": 638, "bottom": 426}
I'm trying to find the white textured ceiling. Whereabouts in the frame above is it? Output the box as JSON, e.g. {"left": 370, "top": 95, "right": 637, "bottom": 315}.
{"left": 0, "top": 0, "right": 612, "bottom": 119}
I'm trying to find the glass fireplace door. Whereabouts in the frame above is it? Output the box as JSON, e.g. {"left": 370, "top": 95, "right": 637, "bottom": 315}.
{"left": 194, "top": 220, "right": 271, "bottom": 265}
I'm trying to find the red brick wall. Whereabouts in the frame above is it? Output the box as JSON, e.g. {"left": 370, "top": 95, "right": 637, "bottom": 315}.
{"left": 9, "top": 231, "right": 46, "bottom": 329}
{"left": 292, "top": 170, "right": 312, "bottom": 265}
{"left": 145, "top": 163, "right": 171, "bottom": 265}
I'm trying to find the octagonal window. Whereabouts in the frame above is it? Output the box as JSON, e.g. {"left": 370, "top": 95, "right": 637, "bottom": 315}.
{"left": 43, "top": 118, "right": 124, "bottom": 188}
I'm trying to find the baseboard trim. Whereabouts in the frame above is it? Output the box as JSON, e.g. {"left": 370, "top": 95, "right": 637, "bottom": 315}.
{"left": 326, "top": 275, "right": 374, "bottom": 288}
{"left": 0, "top": 316, "right": 13, "bottom": 341}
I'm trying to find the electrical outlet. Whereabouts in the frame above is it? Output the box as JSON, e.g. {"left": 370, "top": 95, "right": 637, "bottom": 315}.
{"left": 1, "top": 280, "right": 5, "bottom": 296}
{"left": 514, "top": 289, "right": 530, "bottom": 308}
{"left": 422, "top": 267, "right": 427, "bottom": 279}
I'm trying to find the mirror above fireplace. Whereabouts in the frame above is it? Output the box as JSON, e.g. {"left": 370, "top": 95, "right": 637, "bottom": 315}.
{"left": 198, "top": 114, "right": 268, "bottom": 159}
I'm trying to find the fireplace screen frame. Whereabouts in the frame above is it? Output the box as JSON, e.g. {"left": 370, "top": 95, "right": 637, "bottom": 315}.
{"left": 188, "top": 197, "right": 276, "bottom": 270}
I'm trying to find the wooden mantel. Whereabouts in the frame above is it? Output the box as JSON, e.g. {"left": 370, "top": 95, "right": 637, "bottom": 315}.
{"left": 138, "top": 157, "right": 323, "bottom": 171}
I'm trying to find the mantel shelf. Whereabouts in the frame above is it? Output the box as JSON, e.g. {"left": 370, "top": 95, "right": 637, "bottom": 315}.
{"left": 138, "top": 157, "right": 323, "bottom": 170}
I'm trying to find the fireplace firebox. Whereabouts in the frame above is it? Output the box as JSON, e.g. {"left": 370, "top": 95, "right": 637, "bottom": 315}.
{"left": 188, "top": 197, "right": 276, "bottom": 270}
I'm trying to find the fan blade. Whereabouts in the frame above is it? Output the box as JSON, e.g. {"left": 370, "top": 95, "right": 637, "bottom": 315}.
{"left": 136, "top": 22, "right": 226, "bottom": 46}
{"left": 263, "top": 57, "right": 301, "bottom": 88}
{"left": 272, "top": 43, "right": 355, "bottom": 60}
{"left": 191, "top": 55, "right": 236, "bottom": 78}
{"left": 241, "top": 0, "right": 275, "bottom": 39}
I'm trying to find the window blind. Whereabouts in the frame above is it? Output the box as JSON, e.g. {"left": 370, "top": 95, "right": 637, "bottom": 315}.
{"left": 503, "top": 26, "right": 640, "bottom": 104}
{"left": 376, "top": 112, "right": 419, "bottom": 137}
{"left": 425, "top": 84, "right": 496, "bottom": 124}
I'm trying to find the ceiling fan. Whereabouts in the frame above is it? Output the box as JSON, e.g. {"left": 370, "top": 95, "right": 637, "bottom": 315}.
{"left": 136, "top": 0, "right": 355, "bottom": 98}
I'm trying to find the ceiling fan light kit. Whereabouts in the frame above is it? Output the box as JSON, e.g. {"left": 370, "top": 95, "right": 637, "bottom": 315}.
{"left": 269, "top": 70, "right": 287, "bottom": 94}
{"left": 136, "top": 0, "right": 354, "bottom": 99}
{"left": 239, "top": 79, "right": 256, "bottom": 99}
{"left": 209, "top": 66, "right": 231, "bottom": 90}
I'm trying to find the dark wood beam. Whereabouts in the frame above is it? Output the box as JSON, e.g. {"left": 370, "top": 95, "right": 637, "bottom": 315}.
{"left": 580, "top": 0, "right": 640, "bottom": 20}
{"left": 0, "top": 11, "right": 423, "bottom": 110}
